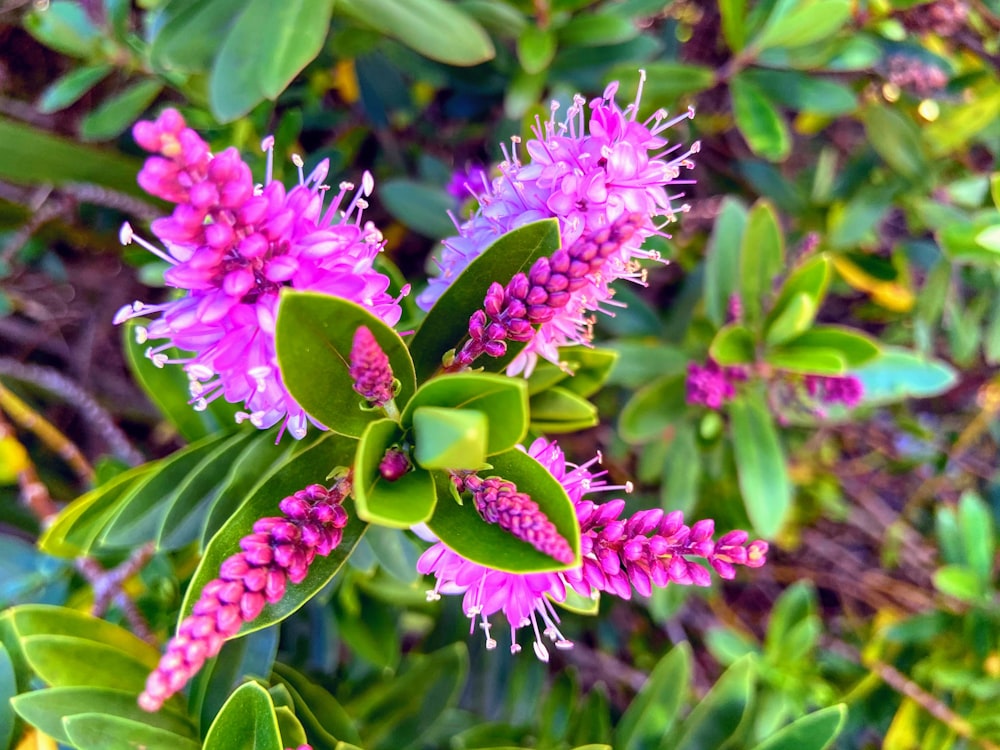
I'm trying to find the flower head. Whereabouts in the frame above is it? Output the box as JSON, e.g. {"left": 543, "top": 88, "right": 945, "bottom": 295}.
{"left": 350, "top": 325, "right": 395, "bottom": 408}
{"left": 686, "top": 359, "right": 748, "bottom": 409}
{"left": 139, "top": 480, "right": 351, "bottom": 712}
{"left": 115, "top": 109, "right": 405, "bottom": 439}
{"left": 417, "top": 439, "right": 766, "bottom": 660}
{"left": 420, "top": 71, "right": 698, "bottom": 376}
{"left": 804, "top": 374, "right": 864, "bottom": 408}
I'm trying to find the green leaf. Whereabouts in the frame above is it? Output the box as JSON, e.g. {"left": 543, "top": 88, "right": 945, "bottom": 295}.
{"left": 925, "top": 90, "right": 1000, "bottom": 157}
{"left": 24, "top": 0, "right": 100, "bottom": 57}
{"left": 427, "top": 448, "right": 580, "bottom": 573}
{"left": 730, "top": 396, "right": 792, "bottom": 538}
{"left": 64, "top": 713, "right": 201, "bottom": 750}
{"left": 208, "top": 0, "right": 336, "bottom": 120}
{"left": 123, "top": 320, "right": 234, "bottom": 441}
{"left": 529, "top": 387, "right": 599, "bottom": 432}
{"left": 271, "top": 663, "right": 363, "bottom": 747}
{"left": 754, "top": 0, "right": 851, "bottom": 50}
{"left": 852, "top": 347, "right": 957, "bottom": 404}
{"left": 766, "top": 255, "right": 831, "bottom": 331}
{"left": 505, "top": 68, "right": 547, "bottom": 120}
{"left": 958, "top": 490, "right": 994, "bottom": 583}
{"left": 778, "top": 326, "right": 880, "bottom": 367}
{"left": 661, "top": 422, "right": 701, "bottom": 516}
{"left": 568, "top": 684, "right": 612, "bottom": 746}
{"left": 410, "top": 219, "right": 561, "bottom": 381}
{"left": 337, "top": 0, "right": 494, "bottom": 66}
{"left": 8, "top": 605, "right": 161, "bottom": 670}
{"left": 739, "top": 199, "right": 785, "bottom": 324}
{"left": 37, "top": 64, "right": 113, "bottom": 114}
{"left": 748, "top": 705, "right": 846, "bottom": 750}
{"left": 741, "top": 68, "right": 856, "bottom": 116}
{"left": 933, "top": 565, "right": 982, "bottom": 602}
{"left": 181, "top": 435, "right": 366, "bottom": 635}
{"left": 671, "top": 655, "right": 756, "bottom": 750}
{"left": 402, "top": 373, "right": 529, "bottom": 456}
{"left": 203, "top": 681, "right": 282, "bottom": 750}
{"left": 276, "top": 706, "right": 310, "bottom": 749}
{"left": 559, "top": 12, "right": 638, "bottom": 47}
{"left": 276, "top": 291, "right": 416, "bottom": 438}
{"left": 763, "top": 348, "right": 845, "bottom": 375}
{"left": 607, "top": 343, "right": 687, "bottom": 388}
{"left": 764, "top": 293, "right": 816, "bottom": 345}
{"left": 704, "top": 197, "right": 748, "bottom": 327}
{"left": 720, "top": 0, "right": 748, "bottom": 50}
{"left": 355, "top": 419, "right": 436, "bottom": 526}
{"left": 861, "top": 106, "right": 929, "bottom": 183}
{"left": 149, "top": 0, "right": 247, "bottom": 72}
{"left": 938, "top": 218, "right": 1000, "bottom": 265}
{"left": 976, "top": 224, "right": 1000, "bottom": 253}
{"left": 619, "top": 374, "right": 687, "bottom": 444}
{"left": 764, "top": 581, "right": 815, "bottom": 656}
{"left": 518, "top": 26, "right": 557, "bottom": 74}
{"left": 731, "top": 74, "right": 791, "bottom": 162}
{"left": 379, "top": 179, "right": 456, "bottom": 238}
{"left": 11, "top": 687, "right": 195, "bottom": 746}
{"left": 614, "top": 643, "right": 691, "bottom": 750}
{"left": 0, "top": 645, "right": 15, "bottom": 750}
{"left": 527, "top": 346, "right": 618, "bottom": 398}
{"left": 0, "top": 118, "right": 146, "bottom": 197}
{"left": 413, "top": 407, "right": 488, "bottom": 470}
{"left": 710, "top": 324, "right": 757, "bottom": 365}
{"left": 606, "top": 65, "right": 715, "bottom": 115}
{"left": 20, "top": 635, "right": 156, "bottom": 695}
{"left": 706, "top": 628, "right": 760, "bottom": 666}
{"left": 79, "top": 80, "right": 164, "bottom": 141}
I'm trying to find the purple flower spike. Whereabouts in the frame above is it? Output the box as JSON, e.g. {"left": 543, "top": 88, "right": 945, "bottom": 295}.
{"left": 804, "top": 374, "right": 864, "bottom": 408}
{"left": 379, "top": 446, "right": 411, "bottom": 481}
{"left": 422, "top": 72, "right": 699, "bottom": 376}
{"left": 419, "top": 439, "right": 767, "bottom": 660}
{"left": 138, "top": 478, "right": 351, "bottom": 712}
{"left": 686, "top": 359, "right": 748, "bottom": 409}
{"left": 350, "top": 326, "right": 395, "bottom": 408}
{"left": 116, "top": 109, "right": 406, "bottom": 440}
{"left": 456, "top": 473, "right": 575, "bottom": 566}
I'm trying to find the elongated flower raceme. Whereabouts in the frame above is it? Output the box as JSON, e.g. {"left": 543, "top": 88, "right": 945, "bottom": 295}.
{"left": 349, "top": 325, "right": 395, "bottom": 408}
{"left": 138, "top": 480, "right": 351, "bottom": 712}
{"left": 418, "top": 439, "right": 767, "bottom": 661}
{"left": 421, "top": 71, "right": 698, "bottom": 375}
{"left": 114, "top": 109, "right": 405, "bottom": 439}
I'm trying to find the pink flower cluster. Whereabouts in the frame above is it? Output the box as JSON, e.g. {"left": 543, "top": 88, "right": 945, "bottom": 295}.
{"left": 139, "top": 481, "right": 351, "bottom": 712}
{"left": 420, "top": 72, "right": 698, "bottom": 376}
{"left": 349, "top": 326, "right": 396, "bottom": 408}
{"left": 449, "top": 212, "right": 645, "bottom": 370}
{"left": 454, "top": 471, "right": 575, "bottom": 565}
{"left": 115, "top": 109, "right": 404, "bottom": 439}
{"left": 686, "top": 359, "right": 748, "bottom": 409}
{"left": 418, "top": 439, "right": 766, "bottom": 660}
{"left": 804, "top": 374, "right": 864, "bottom": 408}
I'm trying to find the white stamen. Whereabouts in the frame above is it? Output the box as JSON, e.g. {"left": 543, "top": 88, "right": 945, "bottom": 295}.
{"left": 119, "top": 222, "right": 134, "bottom": 245}
{"left": 133, "top": 326, "right": 148, "bottom": 344}
{"left": 186, "top": 364, "right": 214, "bottom": 380}
{"left": 193, "top": 398, "right": 208, "bottom": 411}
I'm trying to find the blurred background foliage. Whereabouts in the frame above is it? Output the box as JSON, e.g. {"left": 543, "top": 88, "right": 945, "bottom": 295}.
{"left": 1, "top": 0, "right": 1000, "bottom": 748}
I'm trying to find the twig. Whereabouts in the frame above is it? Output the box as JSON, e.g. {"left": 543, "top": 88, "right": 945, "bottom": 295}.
{"left": 76, "top": 543, "right": 157, "bottom": 644}
{"left": 0, "top": 358, "right": 144, "bottom": 466}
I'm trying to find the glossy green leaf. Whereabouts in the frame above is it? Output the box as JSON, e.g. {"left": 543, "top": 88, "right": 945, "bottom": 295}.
{"left": 427, "top": 448, "right": 580, "bottom": 573}
{"left": 337, "top": 0, "right": 494, "bottom": 66}
{"left": 64, "top": 713, "right": 201, "bottom": 750}
{"left": 671, "top": 655, "right": 756, "bottom": 750}
{"left": 764, "top": 581, "right": 816, "bottom": 655}
{"left": 208, "top": 0, "right": 336, "bottom": 120}
{"left": 20, "top": 635, "right": 156, "bottom": 695}
{"left": 777, "top": 326, "right": 879, "bottom": 367}
{"left": 853, "top": 347, "right": 957, "bottom": 404}
{"left": 276, "top": 706, "right": 310, "bottom": 749}
{"left": 767, "top": 255, "right": 831, "bottom": 330}
{"left": 763, "top": 348, "right": 846, "bottom": 374}
{"left": 181, "top": 434, "right": 366, "bottom": 635}
{"left": 861, "top": 106, "right": 929, "bottom": 183}
{"left": 925, "top": 90, "right": 1000, "bottom": 157}
{"left": 754, "top": 0, "right": 851, "bottom": 50}
{"left": 619, "top": 374, "right": 687, "bottom": 444}
{"left": 764, "top": 293, "right": 816, "bottom": 345}
{"left": 958, "top": 490, "right": 994, "bottom": 583}
{"left": 704, "top": 197, "right": 748, "bottom": 327}
{"left": 706, "top": 628, "right": 760, "bottom": 666}
{"left": 149, "top": 0, "right": 246, "bottom": 72}
{"left": 97, "top": 431, "right": 233, "bottom": 550}
{"left": 0, "top": 118, "right": 145, "bottom": 196}
{"left": 203, "top": 681, "right": 282, "bottom": 750}
{"left": 750, "top": 705, "right": 845, "bottom": 750}
{"left": 742, "top": 68, "right": 856, "bottom": 116}
{"left": 731, "top": 75, "right": 791, "bottom": 162}
{"left": 380, "top": 179, "right": 456, "bottom": 238}
{"left": 730, "top": 396, "right": 792, "bottom": 538}
{"left": 350, "top": 644, "right": 469, "bottom": 750}
{"left": 615, "top": 642, "right": 691, "bottom": 750}
{"left": 410, "top": 219, "right": 561, "bottom": 381}
{"left": 355, "top": 419, "right": 436, "bottom": 526}
{"left": 402, "top": 373, "right": 529, "bottom": 456}
{"left": 157, "top": 429, "right": 259, "bottom": 550}
{"left": 11, "top": 687, "right": 195, "bottom": 746}
{"left": 559, "top": 12, "right": 638, "bottom": 47}
{"left": 276, "top": 291, "right": 416, "bottom": 438}
{"left": 518, "top": 26, "right": 557, "bottom": 74}
{"left": 526, "top": 347, "right": 618, "bottom": 398}
{"left": 710, "top": 324, "right": 757, "bottom": 365}
{"left": 529, "top": 387, "right": 599, "bottom": 432}
{"left": 413, "top": 407, "right": 488, "bottom": 470}
{"left": 123, "top": 320, "right": 235, "bottom": 442}
{"left": 24, "top": 1, "right": 100, "bottom": 57}
{"left": 933, "top": 565, "right": 982, "bottom": 602}
{"left": 720, "top": 0, "right": 748, "bottom": 50}
{"left": 8, "top": 605, "right": 161, "bottom": 670}
{"left": 272, "top": 663, "right": 363, "bottom": 747}
{"left": 739, "top": 200, "right": 785, "bottom": 324}
{"left": 37, "top": 64, "right": 112, "bottom": 114}
{"left": 0, "top": 644, "right": 14, "bottom": 750}
{"left": 79, "top": 79, "right": 164, "bottom": 141}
